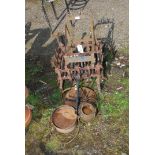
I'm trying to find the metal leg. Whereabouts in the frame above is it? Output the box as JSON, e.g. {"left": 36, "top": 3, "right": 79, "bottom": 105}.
{"left": 51, "top": 2, "right": 58, "bottom": 20}
{"left": 60, "top": 79, "right": 63, "bottom": 90}
{"left": 96, "top": 76, "right": 101, "bottom": 93}
{"left": 64, "top": 0, "right": 70, "bottom": 13}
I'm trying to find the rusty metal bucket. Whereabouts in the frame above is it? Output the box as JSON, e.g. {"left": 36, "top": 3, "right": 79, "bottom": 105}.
{"left": 25, "top": 105, "right": 32, "bottom": 128}
{"left": 78, "top": 102, "right": 96, "bottom": 122}
{"left": 51, "top": 105, "right": 78, "bottom": 133}
{"left": 62, "top": 86, "right": 97, "bottom": 108}
{"left": 62, "top": 87, "right": 77, "bottom": 108}
{"left": 79, "top": 87, "right": 97, "bottom": 104}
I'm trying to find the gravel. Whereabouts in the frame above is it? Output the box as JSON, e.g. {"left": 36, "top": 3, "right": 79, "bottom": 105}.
{"left": 26, "top": 0, "right": 128, "bottom": 52}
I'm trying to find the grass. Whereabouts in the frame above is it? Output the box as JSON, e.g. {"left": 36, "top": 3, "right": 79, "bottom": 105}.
{"left": 25, "top": 49, "right": 129, "bottom": 154}
{"left": 97, "top": 78, "right": 129, "bottom": 118}
{"left": 26, "top": 76, "right": 129, "bottom": 154}
{"left": 26, "top": 93, "right": 41, "bottom": 106}
{"left": 25, "top": 108, "right": 52, "bottom": 148}
{"left": 45, "top": 137, "right": 61, "bottom": 152}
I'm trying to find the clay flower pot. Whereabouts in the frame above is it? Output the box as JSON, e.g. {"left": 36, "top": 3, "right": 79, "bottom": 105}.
{"left": 25, "top": 86, "right": 32, "bottom": 127}
{"left": 25, "top": 105, "right": 32, "bottom": 128}
{"left": 51, "top": 105, "right": 78, "bottom": 133}
{"left": 78, "top": 102, "right": 96, "bottom": 122}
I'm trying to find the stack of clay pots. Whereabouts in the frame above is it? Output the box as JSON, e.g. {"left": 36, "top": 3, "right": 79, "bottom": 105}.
{"left": 51, "top": 86, "right": 97, "bottom": 133}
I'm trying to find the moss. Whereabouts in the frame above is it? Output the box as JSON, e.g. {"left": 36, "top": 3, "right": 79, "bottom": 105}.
{"left": 27, "top": 109, "right": 51, "bottom": 139}
{"left": 45, "top": 137, "right": 61, "bottom": 152}
{"left": 26, "top": 93, "right": 41, "bottom": 106}
{"left": 26, "top": 108, "right": 54, "bottom": 154}
{"left": 26, "top": 93, "right": 45, "bottom": 119}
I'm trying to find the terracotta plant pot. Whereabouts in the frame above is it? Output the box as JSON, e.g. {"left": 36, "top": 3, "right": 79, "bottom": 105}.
{"left": 78, "top": 102, "right": 96, "bottom": 122}
{"left": 25, "top": 105, "right": 32, "bottom": 128}
{"left": 62, "top": 87, "right": 77, "bottom": 108}
{"left": 51, "top": 105, "right": 78, "bottom": 133}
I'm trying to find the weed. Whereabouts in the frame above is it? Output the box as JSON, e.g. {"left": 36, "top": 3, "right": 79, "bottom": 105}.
{"left": 26, "top": 93, "right": 41, "bottom": 106}
{"left": 48, "top": 88, "right": 62, "bottom": 106}
{"left": 26, "top": 63, "right": 43, "bottom": 84}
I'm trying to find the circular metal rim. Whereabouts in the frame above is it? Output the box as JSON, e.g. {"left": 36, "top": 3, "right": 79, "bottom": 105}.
{"left": 78, "top": 102, "right": 97, "bottom": 122}
{"left": 51, "top": 105, "right": 78, "bottom": 130}
{"left": 62, "top": 86, "right": 97, "bottom": 103}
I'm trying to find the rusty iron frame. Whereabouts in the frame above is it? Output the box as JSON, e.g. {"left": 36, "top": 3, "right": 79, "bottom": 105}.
{"left": 52, "top": 13, "right": 105, "bottom": 92}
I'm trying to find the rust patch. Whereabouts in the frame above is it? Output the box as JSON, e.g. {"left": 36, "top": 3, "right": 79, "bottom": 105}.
{"left": 82, "top": 105, "right": 92, "bottom": 115}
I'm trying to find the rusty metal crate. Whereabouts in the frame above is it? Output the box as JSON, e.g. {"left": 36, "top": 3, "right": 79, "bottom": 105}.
{"left": 51, "top": 13, "right": 105, "bottom": 92}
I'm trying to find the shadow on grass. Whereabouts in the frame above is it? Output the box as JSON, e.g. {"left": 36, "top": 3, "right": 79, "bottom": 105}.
{"left": 25, "top": 14, "right": 119, "bottom": 106}
{"left": 25, "top": 23, "right": 63, "bottom": 110}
